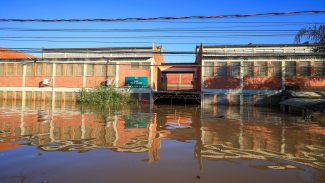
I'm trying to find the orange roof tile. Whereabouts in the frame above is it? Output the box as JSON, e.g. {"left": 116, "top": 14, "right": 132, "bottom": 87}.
{"left": 0, "top": 48, "right": 37, "bottom": 59}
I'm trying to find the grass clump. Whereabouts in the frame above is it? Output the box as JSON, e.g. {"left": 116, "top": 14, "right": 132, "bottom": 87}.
{"left": 76, "top": 86, "right": 133, "bottom": 105}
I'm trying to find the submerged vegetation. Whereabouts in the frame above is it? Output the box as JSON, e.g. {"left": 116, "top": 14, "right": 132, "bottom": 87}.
{"left": 76, "top": 86, "right": 133, "bottom": 105}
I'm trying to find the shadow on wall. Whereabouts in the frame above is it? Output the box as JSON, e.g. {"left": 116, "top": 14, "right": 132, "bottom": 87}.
{"left": 244, "top": 77, "right": 282, "bottom": 90}
{"left": 285, "top": 77, "right": 325, "bottom": 90}
{"left": 203, "top": 77, "right": 240, "bottom": 89}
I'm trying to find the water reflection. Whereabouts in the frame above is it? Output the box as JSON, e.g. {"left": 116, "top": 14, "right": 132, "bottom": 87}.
{"left": 0, "top": 101, "right": 324, "bottom": 182}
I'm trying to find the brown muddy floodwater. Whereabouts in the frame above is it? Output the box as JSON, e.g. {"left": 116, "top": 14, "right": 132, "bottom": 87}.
{"left": 0, "top": 101, "right": 324, "bottom": 183}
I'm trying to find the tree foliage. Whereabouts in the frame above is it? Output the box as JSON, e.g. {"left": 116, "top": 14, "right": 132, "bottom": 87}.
{"left": 295, "top": 25, "right": 325, "bottom": 52}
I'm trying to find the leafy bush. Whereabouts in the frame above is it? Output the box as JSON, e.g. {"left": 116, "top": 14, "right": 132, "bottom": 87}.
{"left": 76, "top": 86, "right": 133, "bottom": 105}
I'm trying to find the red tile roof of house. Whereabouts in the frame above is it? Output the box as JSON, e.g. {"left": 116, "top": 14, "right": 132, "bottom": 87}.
{"left": 0, "top": 48, "right": 37, "bottom": 59}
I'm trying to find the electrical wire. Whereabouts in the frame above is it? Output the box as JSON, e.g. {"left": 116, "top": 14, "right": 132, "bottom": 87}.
{"left": 0, "top": 10, "right": 324, "bottom": 22}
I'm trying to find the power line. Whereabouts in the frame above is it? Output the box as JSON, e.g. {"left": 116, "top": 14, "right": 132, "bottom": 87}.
{"left": 0, "top": 10, "right": 324, "bottom": 22}
{"left": 0, "top": 34, "right": 296, "bottom": 40}
{"left": 0, "top": 39, "right": 225, "bottom": 45}
{"left": 0, "top": 28, "right": 301, "bottom": 33}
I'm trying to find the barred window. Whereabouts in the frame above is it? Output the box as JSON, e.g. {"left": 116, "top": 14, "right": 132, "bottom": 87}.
{"left": 204, "top": 62, "right": 214, "bottom": 77}
{"left": 95, "top": 64, "right": 106, "bottom": 76}
{"left": 314, "top": 61, "right": 324, "bottom": 77}
{"left": 243, "top": 62, "right": 253, "bottom": 77}
{"left": 231, "top": 62, "right": 240, "bottom": 77}
{"left": 17, "top": 64, "right": 23, "bottom": 76}
{"left": 107, "top": 64, "right": 116, "bottom": 77}
{"left": 285, "top": 61, "right": 296, "bottom": 77}
{"left": 36, "top": 63, "right": 42, "bottom": 76}
{"left": 7, "top": 63, "right": 15, "bottom": 76}
{"left": 16, "top": 91, "right": 22, "bottom": 100}
{"left": 271, "top": 62, "right": 281, "bottom": 77}
{"left": 0, "top": 64, "right": 4, "bottom": 76}
{"left": 76, "top": 64, "right": 84, "bottom": 76}
{"left": 87, "top": 64, "right": 94, "bottom": 76}
{"left": 55, "top": 92, "right": 62, "bottom": 101}
{"left": 56, "top": 64, "right": 64, "bottom": 76}
{"left": 256, "top": 62, "right": 267, "bottom": 77}
{"left": 131, "top": 62, "right": 140, "bottom": 69}
{"left": 142, "top": 62, "right": 150, "bottom": 70}
{"left": 46, "top": 64, "right": 52, "bottom": 76}
{"left": 299, "top": 61, "right": 311, "bottom": 77}
{"left": 217, "top": 62, "right": 227, "bottom": 77}
{"left": 66, "top": 64, "right": 73, "bottom": 76}
{"left": 26, "top": 64, "right": 33, "bottom": 76}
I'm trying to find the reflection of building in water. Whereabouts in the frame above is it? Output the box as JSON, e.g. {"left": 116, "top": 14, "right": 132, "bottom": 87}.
{"left": 0, "top": 102, "right": 324, "bottom": 169}
{"left": 197, "top": 106, "right": 325, "bottom": 169}
{"left": 0, "top": 102, "right": 161, "bottom": 163}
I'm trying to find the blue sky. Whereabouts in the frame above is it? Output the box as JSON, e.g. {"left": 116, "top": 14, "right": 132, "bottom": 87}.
{"left": 0, "top": 0, "right": 324, "bottom": 62}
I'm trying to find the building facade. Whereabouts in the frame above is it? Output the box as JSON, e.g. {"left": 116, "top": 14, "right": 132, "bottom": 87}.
{"left": 1, "top": 44, "right": 324, "bottom": 106}
{"left": 0, "top": 46, "right": 163, "bottom": 103}
{"left": 198, "top": 44, "right": 325, "bottom": 106}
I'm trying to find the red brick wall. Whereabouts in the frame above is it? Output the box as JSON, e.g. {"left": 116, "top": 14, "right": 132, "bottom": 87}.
{"left": 166, "top": 73, "right": 193, "bottom": 90}
{"left": 56, "top": 77, "right": 84, "bottom": 87}
{"left": 244, "top": 77, "right": 282, "bottom": 90}
{"left": 203, "top": 77, "right": 241, "bottom": 89}
{"left": 0, "top": 63, "right": 23, "bottom": 86}
{"left": 285, "top": 77, "right": 325, "bottom": 90}
{"left": 25, "top": 76, "right": 46, "bottom": 87}
{"left": 85, "top": 76, "right": 106, "bottom": 87}
{"left": 153, "top": 46, "right": 164, "bottom": 91}
{"left": 118, "top": 63, "right": 151, "bottom": 88}
{"left": 0, "top": 76, "right": 23, "bottom": 87}
{"left": 195, "top": 45, "right": 203, "bottom": 91}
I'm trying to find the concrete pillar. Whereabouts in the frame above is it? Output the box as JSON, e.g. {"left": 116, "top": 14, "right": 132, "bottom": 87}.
{"left": 281, "top": 60, "right": 286, "bottom": 91}
{"left": 52, "top": 63, "right": 56, "bottom": 103}
{"left": 83, "top": 63, "right": 87, "bottom": 88}
{"left": 21, "top": 63, "right": 27, "bottom": 107}
{"left": 310, "top": 60, "right": 315, "bottom": 76}
{"left": 115, "top": 62, "right": 119, "bottom": 87}
{"left": 150, "top": 59, "right": 154, "bottom": 91}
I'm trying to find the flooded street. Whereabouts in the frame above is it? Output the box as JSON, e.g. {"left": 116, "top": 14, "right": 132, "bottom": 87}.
{"left": 0, "top": 102, "right": 324, "bottom": 183}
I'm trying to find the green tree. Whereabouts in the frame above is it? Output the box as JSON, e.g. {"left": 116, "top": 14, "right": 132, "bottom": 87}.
{"left": 294, "top": 25, "right": 325, "bottom": 53}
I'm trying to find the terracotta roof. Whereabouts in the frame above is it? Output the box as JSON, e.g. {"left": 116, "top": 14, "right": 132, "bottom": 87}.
{"left": 0, "top": 48, "right": 37, "bottom": 59}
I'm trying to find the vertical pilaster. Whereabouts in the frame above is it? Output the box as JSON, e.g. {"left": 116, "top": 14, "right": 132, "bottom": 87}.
{"left": 281, "top": 60, "right": 286, "bottom": 91}
{"left": 310, "top": 60, "right": 315, "bottom": 76}
{"left": 52, "top": 63, "right": 56, "bottom": 103}
{"left": 150, "top": 59, "right": 154, "bottom": 91}
{"left": 22, "top": 63, "right": 27, "bottom": 107}
{"left": 83, "top": 63, "right": 87, "bottom": 88}
{"left": 115, "top": 62, "right": 119, "bottom": 87}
